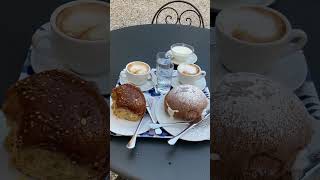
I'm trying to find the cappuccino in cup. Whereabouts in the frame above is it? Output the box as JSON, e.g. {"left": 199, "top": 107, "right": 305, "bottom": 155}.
{"left": 32, "top": 0, "right": 109, "bottom": 75}
{"left": 125, "top": 61, "right": 151, "bottom": 86}
{"left": 56, "top": 2, "right": 107, "bottom": 41}
{"left": 220, "top": 7, "right": 287, "bottom": 43}
{"left": 215, "top": 6, "right": 307, "bottom": 73}
{"left": 177, "top": 64, "right": 206, "bottom": 84}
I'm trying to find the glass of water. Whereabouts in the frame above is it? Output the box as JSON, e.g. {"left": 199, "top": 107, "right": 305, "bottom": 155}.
{"left": 156, "top": 52, "right": 174, "bottom": 95}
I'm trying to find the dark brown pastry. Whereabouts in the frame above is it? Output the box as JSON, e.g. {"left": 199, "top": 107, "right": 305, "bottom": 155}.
{"left": 212, "top": 73, "right": 312, "bottom": 180}
{"left": 164, "top": 85, "right": 208, "bottom": 122}
{"left": 111, "top": 84, "right": 146, "bottom": 121}
{"left": 2, "top": 70, "right": 109, "bottom": 180}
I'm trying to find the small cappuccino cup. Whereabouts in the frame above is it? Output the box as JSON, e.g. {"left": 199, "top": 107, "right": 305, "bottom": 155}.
{"left": 215, "top": 6, "right": 307, "bottom": 73}
{"left": 32, "top": 0, "right": 109, "bottom": 75}
{"left": 177, "top": 64, "right": 206, "bottom": 84}
{"left": 125, "top": 61, "right": 151, "bottom": 86}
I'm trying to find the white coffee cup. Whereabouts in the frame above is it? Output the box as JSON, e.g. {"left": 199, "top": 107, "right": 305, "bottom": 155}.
{"left": 215, "top": 6, "right": 307, "bottom": 73}
{"left": 170, "top": 43, "right": 194, "bottom": 62}
{"left": 32, "top": 0, "right": 109, "bottom": 75}
{"left": 125, "top": 61, "right": 151, "bottom": 86}
{"left": 177, "top": 64, "right": 206, "bottom": 84}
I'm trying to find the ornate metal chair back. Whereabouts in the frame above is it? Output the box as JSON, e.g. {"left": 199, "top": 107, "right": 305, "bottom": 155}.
{"left": 151, "top": 1, "right": 205, "bottom": 28}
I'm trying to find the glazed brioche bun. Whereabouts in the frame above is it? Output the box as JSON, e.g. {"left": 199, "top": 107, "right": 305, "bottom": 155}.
{"left": 212, "top": 73, "right": 312, "bottom": 180}
{"left": 164, "top": 85, "right": 208, "bottom": 122}
{"left": 111, "top": 84, "right": 146, "bottom": 121}
{"left": 2, "top": 70, "right": 109, "bottom": 180}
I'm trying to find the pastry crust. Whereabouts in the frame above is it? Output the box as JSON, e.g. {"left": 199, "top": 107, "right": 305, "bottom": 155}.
{"left": 164, "top": 85, "right": 208, "bottom": 122}
{"left": 212, "top": 73, "right": 312, "bottom": 179}
{"left": 111, "top": 84, "right": 146, "bottom": 121}
{"left": 2, "top": 70, "right": 109, "bottom": 180}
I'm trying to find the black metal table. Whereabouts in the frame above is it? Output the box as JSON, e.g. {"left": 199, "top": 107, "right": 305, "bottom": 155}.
{"left": 110, "top": 24, "right": 210, "bottom": 180}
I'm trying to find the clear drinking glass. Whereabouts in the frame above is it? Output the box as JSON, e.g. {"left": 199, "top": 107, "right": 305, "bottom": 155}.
{"left": 156, "top": 52, "right": 174, "bottom": 95}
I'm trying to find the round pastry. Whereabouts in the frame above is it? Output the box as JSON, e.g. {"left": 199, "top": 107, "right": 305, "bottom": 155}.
{"left": 212, "top": 73, "right": 312, "bottom": 180}
{"left": 164, "top": 84, "right": 208, "bottom": 122}
{"left": 2, "top": 70, "right": 109, "bottom": 180}
{"left": 111, "top": 84, "right": 146, "bottom": 121}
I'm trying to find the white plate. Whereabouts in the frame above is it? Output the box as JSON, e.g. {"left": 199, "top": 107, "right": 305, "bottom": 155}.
{"left": 110, "top": 98, "right": 152, "bottom": 136}
{"left": 119, "top": 70, "right": 155, "bottom": 92}
{"left": 171, "top": 76, "right": 207, "bottom": 90}
{"left": 165, "top": 50, "right": 197, "bottom": 65}
{"left": 212, "top": 0, "right": 276, "bottom": 11}
{"left": 301, "top": 163, "right": 320, "bottom": 180}
{"left": 30, "top": 23, "right": 108, "bottom": 94}
{"left": 213, "top": 50, "right": 308, "bottom": 91}
{"left": 154, "top": 96, "right": 210, "bottom": 141}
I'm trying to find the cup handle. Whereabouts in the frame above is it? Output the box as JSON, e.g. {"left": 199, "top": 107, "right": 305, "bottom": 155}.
{"left": 31, "top": 28, "right": 51, "bottom": 51}
{"left": 200, "top": 71, "right": 206, "bottom": 78}
{"left": 286, "top": 29, "right": 308, "bottom": 53}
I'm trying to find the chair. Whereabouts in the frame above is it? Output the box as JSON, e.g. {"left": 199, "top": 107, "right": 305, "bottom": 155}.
{"left": 151, "top": 0, "right": 205, "bottom": 28}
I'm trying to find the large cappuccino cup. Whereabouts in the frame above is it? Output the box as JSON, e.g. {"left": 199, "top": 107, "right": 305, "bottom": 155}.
{"left": 32, "top": 0, "right": 109, "bottom": 75}
{"left": 215, "top": 6, "right": 307, "bottom": 73}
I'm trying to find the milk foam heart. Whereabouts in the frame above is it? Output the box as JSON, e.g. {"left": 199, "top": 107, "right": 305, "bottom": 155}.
{"left": 128, "top": 63, "right": 149, "bottom": 75}
{"left": 218, "top": 7, "right": 287, "bottom": 43}
{"left": 178, "top": 64, "right": 200, "bottom": 75}
{"left": 56, "top": 3, "right": 108, "bottom": 41}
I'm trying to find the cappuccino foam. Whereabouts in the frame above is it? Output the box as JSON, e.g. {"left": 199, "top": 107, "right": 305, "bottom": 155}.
{"left": 128, "top": 63, "right": 149, "bottom": 75}
{"left": 218, "top": 7, "right": 286, "bottom": 43}
{"left": 179, "top": 64, "right": 200, "bottom": 75}
{"left": 56, "top": 3, "right": 108, "bottom": 41}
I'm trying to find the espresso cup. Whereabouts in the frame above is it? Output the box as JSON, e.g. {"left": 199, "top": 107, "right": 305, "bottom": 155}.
{"left": 170, "top": 43, "right": 194, "bottom": 62}
{"left": 125, "top": 61, "right": 151, "bottom": 86}
{"left": 215, "top": 6, "right": 307, "bottom": 73}
{"left": 32, "top": 0, "right": 109, "bottom": 75}
{"left": 177, "top": 64, "right": 206, "bottom": 84}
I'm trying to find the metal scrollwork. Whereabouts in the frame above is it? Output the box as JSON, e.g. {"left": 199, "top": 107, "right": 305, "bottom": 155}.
{"left": 152, "top": 1, "right": 205, "bottom": 28}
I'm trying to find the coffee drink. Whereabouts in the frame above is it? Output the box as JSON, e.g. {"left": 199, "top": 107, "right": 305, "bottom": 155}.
{"left": 32, "top": 1, "right": 109, "bottom": 76}
{"left": 125, "top": 61, "right": 151, "bottom": 86}
{"left": 218, "top": 7, "right": 287, "bottom": 43}
{"left": 178, "top": 64, "right": 200, "bottom": 75}
{"left": 56, "top": 2, "right": 108, "bottom": 41}
{"left": 127, "top": 62, "right": 150, "bottom": 75}
{"left": 215, "top": 6, "right": 307, "bottom": 74}
{"left": 177, "top": 64, "right": 206, "bottom": 84}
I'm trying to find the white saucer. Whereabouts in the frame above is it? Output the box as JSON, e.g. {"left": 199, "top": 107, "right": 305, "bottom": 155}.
{"left": 110, "top": 98, "right": 152, "bottom": 136}
{"left": 154, "top": 96, "right": 210, "bottom": 141}
{"left": 212, "top": 0, "right": 276, "bottom": 11}
{"left": 119, "top": 70, "right": 155, "bottom": 92}
{"left": 171, "top": 76, "right": 207, "bottom": 90}
{"left": 165, "top": 50, "right": 197, "bottom": 65}
{"left": 30, "top": 23, "right": 108, "bottom": 94}
{"left": 213, "top": 50, "right": 308, "bottom": 92}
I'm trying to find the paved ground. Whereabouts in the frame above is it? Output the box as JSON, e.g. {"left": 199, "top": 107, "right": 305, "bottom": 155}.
{"left": 110, "top": 0, "right": 210, "bottom": 30}
{"left": 110, "top": 0, "right": 210, "bottom": 179}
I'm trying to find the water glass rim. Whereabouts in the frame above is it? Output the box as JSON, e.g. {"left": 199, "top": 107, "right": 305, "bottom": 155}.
{"left": 156, "top": 51, "right": 171, "bottom": 58}
{"left": 156, "top": 52, "right": 173, "bottom": 66}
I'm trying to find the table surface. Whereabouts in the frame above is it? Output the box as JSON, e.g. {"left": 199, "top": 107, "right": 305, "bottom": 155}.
{"left": 110, "top": 24, "right": 210, "bottom": 180}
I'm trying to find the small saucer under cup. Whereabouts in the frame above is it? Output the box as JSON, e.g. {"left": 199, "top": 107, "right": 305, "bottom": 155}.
{"left": 171, "top": 76, "right": 207, "bottom": 90}
{"left": 119, "top": 70, "right": 155, "bottom": 92}
{"left": 30, "top": 23, "right": 108, "bottom": 94}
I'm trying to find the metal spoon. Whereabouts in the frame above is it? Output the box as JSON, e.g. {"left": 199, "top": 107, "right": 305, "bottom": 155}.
{"left": 126, "top": 117, "right": 144, "bottom": 149}
{"left": 146, "top": 96, "right": 162, "bottom": 135}
{"left": 149, "top": 121, "right": 192, "bottom": 129}
{"left": 168, "top": 113, "right": 210, "bottom": 145}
